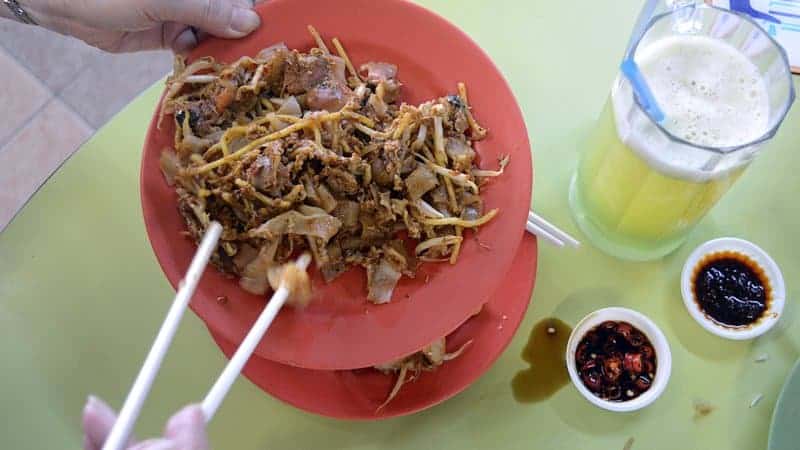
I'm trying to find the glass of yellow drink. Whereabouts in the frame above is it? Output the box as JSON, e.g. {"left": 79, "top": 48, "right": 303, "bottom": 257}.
{"left": 570, "top": 5, "right": 795, "bottom": 261}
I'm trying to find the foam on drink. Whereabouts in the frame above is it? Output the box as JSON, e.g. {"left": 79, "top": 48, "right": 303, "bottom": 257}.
{"left": 612, "top": 35, "right": 770, "bottom": 182}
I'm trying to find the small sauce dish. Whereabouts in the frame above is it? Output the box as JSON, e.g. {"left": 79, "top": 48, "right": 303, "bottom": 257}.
{"left": 681, "top": 238, "right": 785, "bottom": 340}
{"left": 566, "top": 307, "right": 672, "bottom": 412}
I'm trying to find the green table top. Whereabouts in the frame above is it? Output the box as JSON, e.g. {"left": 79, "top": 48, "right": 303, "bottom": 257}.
{"left": 1, "top": 1, "right": 798, "bottom": 448}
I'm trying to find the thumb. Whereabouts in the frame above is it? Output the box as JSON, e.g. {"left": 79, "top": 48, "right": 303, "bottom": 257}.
{"left": 163, "top": 405, "right": 209, "bottom": 450}
{"left": 82, "top": 396, "right": 136, "bottom": 450}
{"left": 144, "top": 0, "right": 260, "bottom": 38}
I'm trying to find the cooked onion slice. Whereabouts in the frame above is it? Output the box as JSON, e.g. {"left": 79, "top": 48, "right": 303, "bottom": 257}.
{"left": 414, "top": 236, "right": 462, "bottom": 256}
{"left": 472, "top": 155, "right": 510, "bottom": 178}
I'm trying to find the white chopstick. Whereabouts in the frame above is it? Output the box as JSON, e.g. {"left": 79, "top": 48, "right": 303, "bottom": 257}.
{"left": 102, "top": 222, "right": 223, "bottom": 450}
{"left": 201, "top": 253, "right": 312, "bottom": 422}
{"left": 525, "top": 220, "right": 566, "bottom": 248}
{"left": 525, "top": 210, "right": 580, "bottom": 248}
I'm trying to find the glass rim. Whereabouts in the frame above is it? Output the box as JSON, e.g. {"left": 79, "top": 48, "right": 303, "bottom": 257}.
{"left": 626, "top": 3, "right": 796, "bottom": 155}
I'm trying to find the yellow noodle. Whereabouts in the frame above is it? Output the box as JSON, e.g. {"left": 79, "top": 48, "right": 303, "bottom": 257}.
{"left": 307, "top": 25, "right": 330, "bottom": 54}
{"left": 332, "top": 37, "right": 361, "bottom": 81}
{"left": 423, "top": 209, "right": 499, "bottom": 228}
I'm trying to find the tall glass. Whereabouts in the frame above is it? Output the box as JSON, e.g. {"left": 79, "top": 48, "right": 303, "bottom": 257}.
{"left": 569, "top": 5, "right": 795, "bottom": 261}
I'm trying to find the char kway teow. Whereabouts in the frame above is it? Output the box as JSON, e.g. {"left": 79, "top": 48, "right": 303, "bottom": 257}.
{"left": 158, "top": 25, "right": 505, "bottom": 409}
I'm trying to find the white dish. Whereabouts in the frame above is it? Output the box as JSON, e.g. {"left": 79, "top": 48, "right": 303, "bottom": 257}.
{"left": 566, "top": 307, "right": 672, "bottom": 412}
{"left": 681, "top": 237, "right": 785, "bottom": 340}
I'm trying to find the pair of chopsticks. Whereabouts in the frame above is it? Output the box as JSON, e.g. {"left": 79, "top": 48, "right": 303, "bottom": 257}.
{"left": 525, "top": 210, "right": 580, "bottom": 248}
{"left": 102, "top": 210, "right": 572, "bottom": 448}
{"left": 101, "top": 222, "right": 309, "bottom": 450}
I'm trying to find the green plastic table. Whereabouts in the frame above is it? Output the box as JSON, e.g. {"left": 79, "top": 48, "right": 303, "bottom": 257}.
{"left": 1, "top": 1, "right": 798, "bottom": 448}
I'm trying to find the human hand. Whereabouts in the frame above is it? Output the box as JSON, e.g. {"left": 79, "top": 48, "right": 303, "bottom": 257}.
{"left": 5, "top": 0, "right": 261, "bottom": 53}
{"left": 82, "top": 396, "right": 209, "bottom": 450}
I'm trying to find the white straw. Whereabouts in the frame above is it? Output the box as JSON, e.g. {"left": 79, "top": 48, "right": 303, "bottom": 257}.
{"left": 201, "top": 253, "right": 311, "bottom": 422}
{"left": 528, "top": 211, "right": 581, "bottom": 248}
{"left": 102, "top": 222, "right": 223, "bottom": 450}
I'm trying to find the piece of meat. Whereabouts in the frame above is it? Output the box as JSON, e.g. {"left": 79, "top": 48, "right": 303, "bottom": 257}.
{"left": 283, "top": 52, "right": 330, "bottom": 95}
{"left": 323, "top": 167, "right": 360, "bottom": 195}
{"left": 282, "top": 52, "right": 352, "bottom": 111}
{"left": 214, "top": 80, "right": 237, "bottom": 112}
{"left": 257, "top": 43, "right": 289, "bottom": 94}
{"left": 245, "top": 141, "right": 289, "bottom": 196}
{"left": 360, "top": 62, "right": 398, "bottom": 84}
{"left": 306, "top": 81, "right": 353, "bottom": 112}
{"left": 184, "top": 99, "right": 219, "bottom": 136}
{"left": 328, "top": 55, "right": 348, "bottom": 85}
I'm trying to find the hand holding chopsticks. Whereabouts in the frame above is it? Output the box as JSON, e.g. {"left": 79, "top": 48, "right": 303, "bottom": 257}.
{"left": 99, "top": 222, "right": 223, "bottom": 450}
{"left": 95, "top": 206, "right": 574, "bottom": 449}
{"left": 98, "top": 223, "right": 311, "bottom": 450}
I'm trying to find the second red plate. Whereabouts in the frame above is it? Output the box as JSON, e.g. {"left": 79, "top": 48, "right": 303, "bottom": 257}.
{"left": 208, "top": 235, "right": 538, "bottom": 419}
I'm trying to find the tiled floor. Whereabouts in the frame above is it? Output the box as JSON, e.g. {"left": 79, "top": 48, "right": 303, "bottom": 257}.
{"left": 0, "top": 20, "right": 174, "bottom": 230}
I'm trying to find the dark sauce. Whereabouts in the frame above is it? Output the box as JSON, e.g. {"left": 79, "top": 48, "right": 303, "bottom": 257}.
{"left": 575, "top": 321, "right": 656, "bottom": 402}
{"left": 512, "top": 318, "right": 572, "bottom": 403}
{"left": 692, "top": 251, "right": 771, "bottom": 327}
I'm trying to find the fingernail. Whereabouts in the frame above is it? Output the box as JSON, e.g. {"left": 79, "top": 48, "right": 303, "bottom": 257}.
{"left": 85, "top": 395, "right": 98, "bottom": 411}
{"left": 231, "top": 7, "right": 260, "bottom": 35}
{"left": 172, "top": 28, "right": 199, "bottom": 55}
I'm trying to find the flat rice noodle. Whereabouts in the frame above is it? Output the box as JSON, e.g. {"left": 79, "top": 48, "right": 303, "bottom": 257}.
{"left": 366, "top": 258, "right": 403, "bottom": 304}
{"left": 367, "top": 94, "right": 388, "bottom": 119}
{"left": 256, "top": 42, "right": 288, "bottom": 61}
{"left": 315, "top": 183, "right": 338, "bottom": 212}
{"left": 276, "top": 96, "right": 302, "bottom": 117}
{"left": 332, "top": 200, "right": 360, "bottom": 230}
{"left": 428, "top": 185, "right": 450, "bottom": 213}
{"left": 232, "top": 243, "right": 259, "bottom": 272}
{"left": 320, "top": 239, "right": 347, "bottom": 282}
{"left": 239, "top": 240, "right": 279, "bottom": 295}
{"left": 413, "top": 199, "right": 445, "bottom": 218}
{"left": 249, "top": 209, "right": 341, "bottom": 242}
{"left": 404, "top": 164, "right": 438, "bottom": 200}
{"left": 422, "top": 338, "right": 446, "bottom": 366}
{"left": 159, "top": 150, "right": 181, "bottom": 186}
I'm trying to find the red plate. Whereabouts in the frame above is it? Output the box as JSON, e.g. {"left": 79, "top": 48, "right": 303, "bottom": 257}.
{"left": 208, "top": 235, "right": 537, "bottom": 419}
{"left": 140, "top": 0, "right": 532, "bottom": 370}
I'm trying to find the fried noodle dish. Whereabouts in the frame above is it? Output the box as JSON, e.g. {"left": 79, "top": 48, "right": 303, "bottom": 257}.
{"left": 158, "top": 26, "right": 507, "bottom": 304}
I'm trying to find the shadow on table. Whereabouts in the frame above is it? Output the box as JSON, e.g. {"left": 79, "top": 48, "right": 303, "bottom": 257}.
{"left": 552, "top": 387, "right": 642, "bottom": 435}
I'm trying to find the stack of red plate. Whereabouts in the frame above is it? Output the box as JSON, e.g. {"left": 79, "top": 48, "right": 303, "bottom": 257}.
{"left": 140, "top": 0, "right": 536, "bottom": 419}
